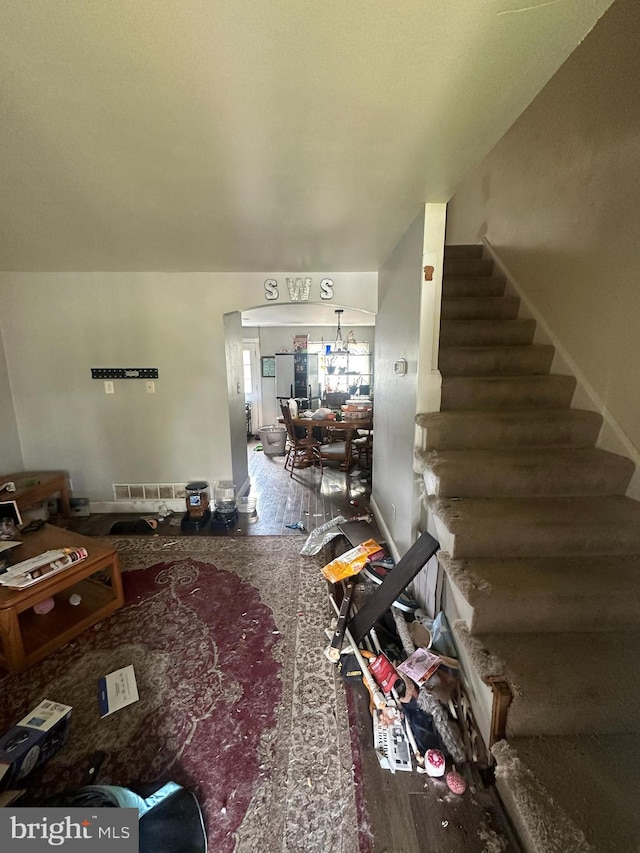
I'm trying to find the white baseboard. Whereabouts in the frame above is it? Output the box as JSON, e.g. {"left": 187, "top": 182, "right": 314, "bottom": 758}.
{"left": 237, "top": 476, "right": 251, "bottom": 499}
{"left": 484, "top": 237, "right": 640, "bottom": 500}
{"left": 369, "top": 495, "right": 400, "bottom": 563}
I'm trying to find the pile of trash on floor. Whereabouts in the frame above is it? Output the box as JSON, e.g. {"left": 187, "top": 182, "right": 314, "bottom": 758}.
{"left": 318, "top": 527, "right": 469, "bottom": 795}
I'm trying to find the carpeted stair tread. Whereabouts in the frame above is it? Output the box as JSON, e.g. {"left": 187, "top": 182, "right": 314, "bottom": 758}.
{"left": 418, "top": 447, "right": 634, "bottom": 498}
{"left": 457, "top": 627, "right": 640, "bottom": 736}
{"left": 441, "top": 296, "right": 520, "bottom": 320}
{"left": 435, "top": 247, "right": 640, "bottom": 849}
{"left": 441, "top": 374, "right": 576, "bottom": 411}
{"left": 439, "top": 344, "right": 554, "bottom": 376}
{"left": 439, "top": 551, "right": 640, "bottom": 633}
{"left": 415, "top": 408, "right": 603, "bottom": 450}
{"left": 440, "top": 318, "right": 536, "bottom": 347}
{"left": 442, "top": 276, "right": 506, "bottom": 298}
{"left": 428, "top": 494, "right": 640, "bottom": 558}
{"left": 493, "top": 735, "right": 640, "bottom": 853}
{"left": 444, "top": 257, "right": 494, "bottom": 277}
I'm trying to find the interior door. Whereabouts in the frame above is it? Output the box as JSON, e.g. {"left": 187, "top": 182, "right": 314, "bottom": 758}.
{"left": 243, "top": 340, "right": 262, "bottom": 436}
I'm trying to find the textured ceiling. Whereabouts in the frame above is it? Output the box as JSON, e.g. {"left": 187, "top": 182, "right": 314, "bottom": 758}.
{"left": 0, "top": 0, "right": 614, "bottom": 272}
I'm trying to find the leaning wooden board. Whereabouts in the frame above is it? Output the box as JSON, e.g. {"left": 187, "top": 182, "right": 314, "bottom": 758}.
{"left": 347, "top": 530, "right": 439, "bottom": 643}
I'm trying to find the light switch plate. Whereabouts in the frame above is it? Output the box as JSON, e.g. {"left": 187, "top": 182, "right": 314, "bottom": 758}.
{"left": 393, "top": 359, "right": 407, "bottom": 375}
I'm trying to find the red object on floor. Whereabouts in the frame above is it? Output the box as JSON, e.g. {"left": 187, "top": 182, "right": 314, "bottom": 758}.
{"left": 446, "top": 770, "right": 467, "bottom": 794}
{"left": 369, "top": 653, "right": 401, "bottom": 694}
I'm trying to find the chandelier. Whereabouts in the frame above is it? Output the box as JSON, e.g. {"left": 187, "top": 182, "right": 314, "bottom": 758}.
{"left": 334, "top": 309, "right": 344, "bottom": 352}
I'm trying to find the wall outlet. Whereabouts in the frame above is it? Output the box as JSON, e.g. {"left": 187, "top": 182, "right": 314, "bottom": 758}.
{"left": 104, "top": 380, "right": 115, "bottom": 394}
{"left": 146, "top": 381, "right": 155, "bottom": 393}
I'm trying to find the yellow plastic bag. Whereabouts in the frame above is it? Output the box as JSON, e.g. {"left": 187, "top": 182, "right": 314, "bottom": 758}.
{"left": 321, "top": 539, "right": 385, "bottom": 584}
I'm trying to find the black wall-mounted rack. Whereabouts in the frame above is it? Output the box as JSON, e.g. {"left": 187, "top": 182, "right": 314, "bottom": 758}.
{"left": 91, "top": 368, "right": 159, "bottom": 380}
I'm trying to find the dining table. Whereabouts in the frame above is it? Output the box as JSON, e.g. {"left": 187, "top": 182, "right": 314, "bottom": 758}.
{"left": 290, "top": 416, "right": 372, "bottom": 471}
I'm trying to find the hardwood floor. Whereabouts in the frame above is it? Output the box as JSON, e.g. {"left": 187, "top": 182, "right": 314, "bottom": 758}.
{"left": 68, "top": 438, "right": 372, "bottom": 538}
{"left": 348, "top": 687, "right": 521, "bottom": 853}
{"left": 64, "top": 440, "right": 520, "bottom": 851}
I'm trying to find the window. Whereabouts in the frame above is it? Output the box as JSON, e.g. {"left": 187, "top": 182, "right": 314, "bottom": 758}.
{"left": 307, "top": 340, "right": 372, "bottom": 396}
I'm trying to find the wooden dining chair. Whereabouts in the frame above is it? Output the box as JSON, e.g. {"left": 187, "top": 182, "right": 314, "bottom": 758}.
{"left": 351, "top": 429, "right": 373, "bottom": 468}
{"left": 280, "top": 405, "right": 323, "bottom": 477}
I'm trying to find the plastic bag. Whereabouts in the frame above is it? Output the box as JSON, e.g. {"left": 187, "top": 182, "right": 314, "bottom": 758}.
{"left": 415, "top": 609, "right": 457, "bottom": 659}
{"left": 300, "top": 515, "right": 347, "bottom": 556}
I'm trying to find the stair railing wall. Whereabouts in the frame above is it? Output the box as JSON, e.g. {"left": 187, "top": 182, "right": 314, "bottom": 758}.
{"left": 484, "top": 237, "right": 640, "bottom": 500}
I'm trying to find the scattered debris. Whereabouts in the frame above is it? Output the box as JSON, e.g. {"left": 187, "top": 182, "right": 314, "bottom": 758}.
{"left": 299, "top": 515, "right": 347, "bottom": 555}
{"left": 98, "top": 664, "right": 139, "bottom": 718}
{"left": 446, "top": 770, "right": 467, "bottom": 795}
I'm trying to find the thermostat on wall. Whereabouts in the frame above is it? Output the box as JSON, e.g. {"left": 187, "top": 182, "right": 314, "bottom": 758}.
{"left": 393, "top": 359, "right": 408, "bottom": 375}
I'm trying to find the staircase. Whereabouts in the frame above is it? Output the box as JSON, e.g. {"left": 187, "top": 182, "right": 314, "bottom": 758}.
{"left": 415, "top": 245, "right": 640, "bottom": 853}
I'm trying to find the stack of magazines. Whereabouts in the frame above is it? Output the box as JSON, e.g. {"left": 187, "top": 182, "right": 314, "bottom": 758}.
{"left": 0, "top": 547, "right": 88, "bottom": 589}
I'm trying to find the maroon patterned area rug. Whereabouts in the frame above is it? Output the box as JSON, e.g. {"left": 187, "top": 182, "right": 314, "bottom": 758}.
{"left": 0, "top": 536, "right": 364, "bottom": 853}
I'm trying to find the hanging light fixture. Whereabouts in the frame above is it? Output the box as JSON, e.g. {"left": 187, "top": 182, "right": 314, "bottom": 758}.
{"left": 334, "top": 309, "right": 344, "bottom": 351}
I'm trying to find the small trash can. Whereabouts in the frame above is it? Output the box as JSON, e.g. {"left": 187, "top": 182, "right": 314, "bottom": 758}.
{"left": 258, "top": 425, "right": 287, "bottom": 456}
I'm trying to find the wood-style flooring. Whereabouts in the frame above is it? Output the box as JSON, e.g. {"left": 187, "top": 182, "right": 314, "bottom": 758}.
{"left": 69, "top": 438, "right": 371, "bottom": 538}
{"left": 65, "top": 439, "right": 521, "bottom": 852}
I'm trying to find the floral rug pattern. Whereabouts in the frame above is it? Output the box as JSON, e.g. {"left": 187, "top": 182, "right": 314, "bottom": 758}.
{"left": 0, "top": 536, "right": 361, "bottom": 853}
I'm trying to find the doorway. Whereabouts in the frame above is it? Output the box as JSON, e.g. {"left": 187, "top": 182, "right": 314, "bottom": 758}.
{"left": 243, "top": 338, "right": 262, "bottom": 437}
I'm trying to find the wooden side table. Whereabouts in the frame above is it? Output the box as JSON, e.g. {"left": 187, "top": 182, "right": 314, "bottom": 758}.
{"left": 0, "top": 525, "right": 123, "bottom": 673}
{"left": 0, "top": 471, "right": 72, "bottom": 519}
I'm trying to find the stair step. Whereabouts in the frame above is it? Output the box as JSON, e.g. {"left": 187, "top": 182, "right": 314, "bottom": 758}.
{"left": 440, "top": 319, "right": 536, "bottom": 347}
{"left": 442, "top": 276, "right": 506, "bottom": 297}
{"left": 444, "top": 244, "right": 484, "bottom": 259}
{"left": 458, "top": 627, "right": 640, "bottom": 736}
{"left": 441, "top": 296, "right": 520, "bottom": 321}
{"left": 428, "top": 494, "right": 640, "bottom": 558}
{"left": 444, "top": 258, "right": 494, "bottom": 277}
{"left": 441, "top": 374, "right": 576, "bottom": 411}
{"left": 494, "top": 736, "right": 640, "bottom": 853}
{"left": 415, "top": 408, "right": 603, "bottom": 450}
{"left": 439, "top": 345, "right": 554, "bottom": 376}
{"left": 418, "top": 448, "right": 634, "bottom": 498}
{"left": 440, "top": 552, "right": 640, "bottom": 633}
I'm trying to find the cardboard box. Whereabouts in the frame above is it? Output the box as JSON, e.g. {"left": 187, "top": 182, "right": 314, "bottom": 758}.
{"left": 0, "top": 699, "right": 72, "bottom": 790}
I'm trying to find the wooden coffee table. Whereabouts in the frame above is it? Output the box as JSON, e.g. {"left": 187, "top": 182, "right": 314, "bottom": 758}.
{"left": 0, "top": 525, "right": 123, "bottom": 673}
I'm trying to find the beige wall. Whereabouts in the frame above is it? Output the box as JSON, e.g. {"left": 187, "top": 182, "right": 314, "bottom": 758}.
{"left": 374, "top": 209, "right": 425, "bottom": 555}
{"left": 446, "top": 0, "right": 640, "bottom": 468}
{"left": 0, "top": 325, "right": 22, "bottom": 471}
{"left": 0, "top": 272, "right": 376, "bottom": 502}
